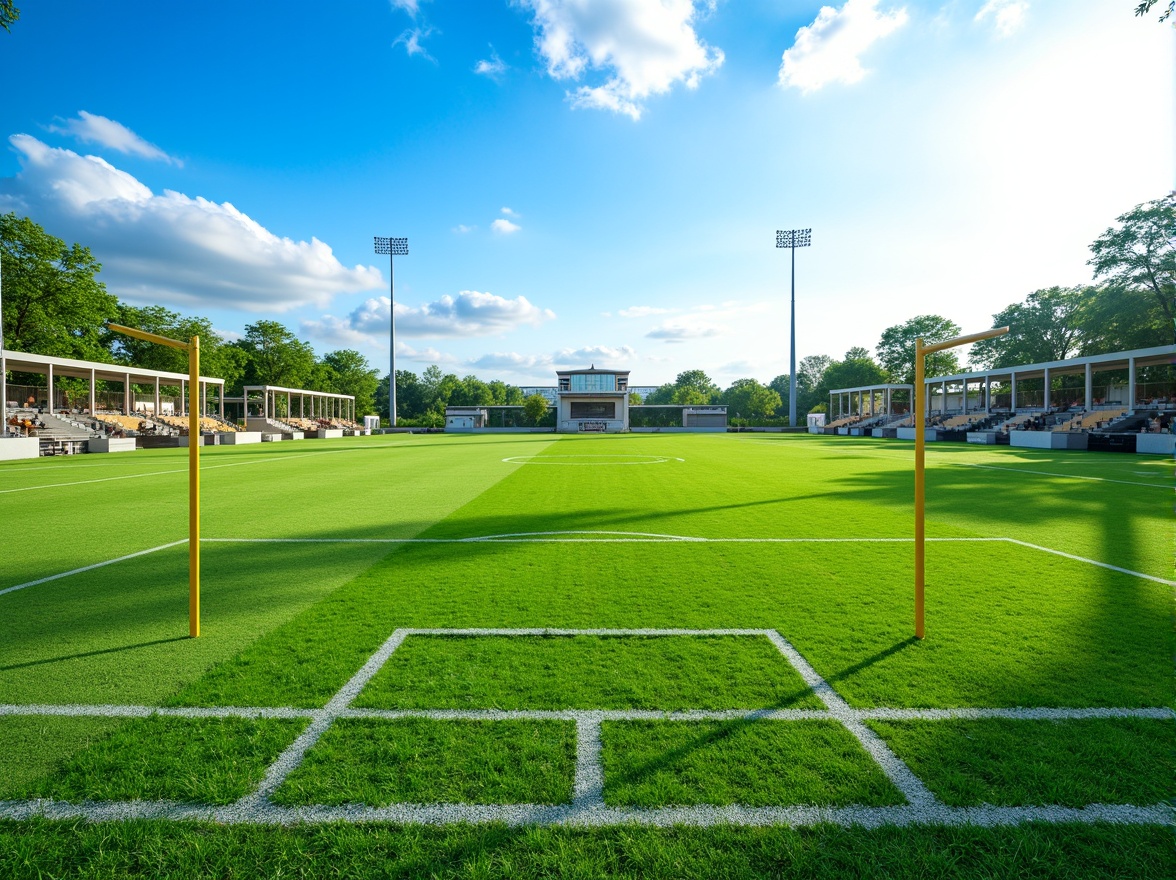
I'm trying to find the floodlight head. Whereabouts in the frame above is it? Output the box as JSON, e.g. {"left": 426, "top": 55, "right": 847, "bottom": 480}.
{"left": 374, "top": 236, "right": 409, "bottom": 256}
{"left": 776, "top": 228, "right": 812, "bottom": 249}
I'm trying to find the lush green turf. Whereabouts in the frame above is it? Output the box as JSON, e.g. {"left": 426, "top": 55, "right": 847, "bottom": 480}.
{"left": 274, "top": 718, "right": 576, "bottom": 806}
{"left": 868, "top": 718, "right": 1175, "bottom": 807}
{"left": 353, "top": 635, "right": 821, "bottom": 710}
{"left": 10, "top": 716, "right": 306, "bottom": 804}
{"left": 1, "top": 432, "right": 1171, "bottom": 876}
{"left": 601, "top": 720, "right": 904, "bottom": 807}
{"left": 0, "top": 821, "right": 1171, "bottom": 879}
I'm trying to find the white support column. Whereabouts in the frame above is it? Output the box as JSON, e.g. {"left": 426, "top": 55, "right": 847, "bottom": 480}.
{"left": 1124, "top": 355, "right": 1133, "bottom": 411}
{"left": 940, "top": 380, "right": 947, "bottom": 413}
{"left": 47, "top": 363, "right": 55, "bottom": 414}
{"left": 1084, "top": 363, "right": 1092, "bottom": 411}
{"left": 1043, "top": 367, "right": 1051, "bottom": 411}
{"left": 984, "top": 375, "right": 991, "bottom": 413}
{"left": 219, "top": 385, "right": 224, "bottom": 419}
{"left": 127, "top": 372, "right": 134, "bottom": 415}
{"left": 89, "top": 368, "right": 96, "bottom": 415}
{"left": 154, "top": 377, "right": 160, "bottom": 417}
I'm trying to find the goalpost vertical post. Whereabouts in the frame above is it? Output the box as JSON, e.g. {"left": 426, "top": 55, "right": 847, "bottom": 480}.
{"left": 106, "top": 322, "right": 202, "bottom": 637}
{"left": 913, "top": 326, "right": 1008, "bottom": 639}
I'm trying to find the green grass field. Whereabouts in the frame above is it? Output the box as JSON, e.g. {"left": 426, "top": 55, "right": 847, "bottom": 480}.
{"left": 0, "top": 432, "right": 1171, "bottom": 878}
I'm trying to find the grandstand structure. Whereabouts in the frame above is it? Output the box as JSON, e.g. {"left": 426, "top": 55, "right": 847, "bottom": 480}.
{"left": 821, "top": 344, "right": 1176, "bottom": 453}
{"left": 226, "top": 385, "right": 360, "bottom": 435}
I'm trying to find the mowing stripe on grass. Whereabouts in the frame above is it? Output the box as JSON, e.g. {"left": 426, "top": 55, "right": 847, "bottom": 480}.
{"left": 0, "top": 540, "right": 187, "bottom": 597}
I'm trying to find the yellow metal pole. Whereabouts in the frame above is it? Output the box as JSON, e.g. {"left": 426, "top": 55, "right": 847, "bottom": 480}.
{"left": 188, "top": 335, "right": 200, "bottom": 638}
{"left": 912, "top": 325, "right": 1008, "bottom": 640}
{"left": 105, "top": 322, "right": 202, "bottom": 638}
{"left": 914, "top": 337, "right": 925, "bottom": 639}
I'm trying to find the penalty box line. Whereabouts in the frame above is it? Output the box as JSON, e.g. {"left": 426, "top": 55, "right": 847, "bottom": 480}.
{"left": 4, "top": 535, "right": 1170, "bottom": 600}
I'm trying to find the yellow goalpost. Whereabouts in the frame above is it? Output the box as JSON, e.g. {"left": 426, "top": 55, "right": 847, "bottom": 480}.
{"left": 106, "top": 323, "right": 202, "bottom": 638}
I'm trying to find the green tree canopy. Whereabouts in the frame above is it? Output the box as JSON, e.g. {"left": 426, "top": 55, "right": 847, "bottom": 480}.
{"left": 1, "top": 1, "right": 18, "bottom": 33}
{"left": 876, "top": 315, "right": 962, "bottom": 383}
{"left": 321, "top": 349, "right": 379, "bottom": 416}
{"left": 1, "top": 213, "right": 118, "bottom": 360}
{"left": 1088, "top": 193, "right": 1175, "bottom": 343}
{"left": 106, "top": 303, "right": 246, "bottom": 389}
{"left": 236, "top": 320, "right": 316, "bottom": 389}
{"left": 722, "top": 378, "right": 782, "bottom": 420}
{"left": 969, "top": 287, "right": 1087, "bottom": 369}
{"left": 668, "top": 369, "right": 720, "bottom": 405}
{"left": 823, "top": 348, "right": 889, "bottom": 392}
{"left": 523, "top": 392, "right": 550, "bottom": 426}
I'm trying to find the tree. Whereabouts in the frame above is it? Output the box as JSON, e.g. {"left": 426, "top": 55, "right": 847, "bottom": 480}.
{"left": 823, "top": 349, "right": 889, "bottom": 392}
{"left": 1, "top": 1, "right": 18, "bottom": 33}
{"left": 876, "top": 315, "right": 962, "bottom": 384}
{"left": 796, "top": 355, "right": 833, "bottom": 414}
{"left": 107, "top": 303, "right": 245, "bottom": 389}
{"left": 628, "top": 391, "right": 643, "bottom": 406}
{"left": 1, "top": 213, "right": 118, "bottom": 360}
{"left": 668, "top": 369, "right": 720, "bottom": 405}
{"left": 643, "top": 383, "right": 675, "bottom": 405}
{"left": 969, "top": 287, "right": 1087, "bottom": 369}
{"left": 237, "top": 320, "right": 316, "bottom": 389}
{"left": 723, "top": 378, "right": 782, "bottom": 421}
{"left": 322, "top": 349, "right": 379, "bottom": 416}
{"left": 1088, "top": 194, "right": 1175, "bottom": 343}
{"left": 523, "top": 393, "right": 550, "bottom": 426}
{"left": 1134, "top": 1, "right": 1173, "bottom": 23}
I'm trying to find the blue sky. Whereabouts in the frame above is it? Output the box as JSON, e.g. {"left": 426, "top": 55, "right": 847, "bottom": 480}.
{"left": 1, "top": 1, "right": 1172, "bottom": 386}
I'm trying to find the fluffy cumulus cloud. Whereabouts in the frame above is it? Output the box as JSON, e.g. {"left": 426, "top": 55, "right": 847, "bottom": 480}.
{"left": 303, "top": 290, "right": 556, "bottom": 345}
{"left": 47, "top": 111, "right": 180, "bottom": 165}
{"left": 491, "top": 206, "right": 521, "bottom": 233}
{"left": 0, "top": 134, "right": 382, "bottom": 311}
{"left": 517, "top": 0, "right": 724, "bottom": 120}
{"left": 779, "top": 0, "right": 908, "bottom": 93}
{"left": 974, "top": 0, "right": 1028, "bottom": 37}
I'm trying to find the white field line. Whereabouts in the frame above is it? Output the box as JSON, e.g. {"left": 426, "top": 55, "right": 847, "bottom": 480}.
{"left": 1, "top": 628, "right": 1172, "bottom": 829}
{"left": 2, "top": 704, "right": 1169, "bottom": 724}
{"left": 765, "top": 631, "right": 937, "bottom": 808}
{"left": 7, "top": 534, "right": 1169, "bottom": 601}
{"left": 0, "top": 798, "right": 1167, "bottom": 828}
{"left": 234, "top": 628, "right": 413, "bottom": 807}
{"left": 0, "top": 540, "right": 188, "bottom": 598}
{"left": 0, "top": 441, "right": 431, "bottom": 495}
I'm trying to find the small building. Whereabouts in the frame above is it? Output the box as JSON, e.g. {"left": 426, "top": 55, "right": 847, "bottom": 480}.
{"left": 556, "top": 366, "right": 630, "bottom": 433}
{"left": 445, "top": 407, "right": 487, "bottom": 430}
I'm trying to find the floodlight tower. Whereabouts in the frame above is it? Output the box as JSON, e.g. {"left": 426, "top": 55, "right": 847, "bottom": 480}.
{"left": 776, "top": 228, "right": 811, "bottom": 428}
{"left": 373, "top": 236, "right": 408, "bottom": 426}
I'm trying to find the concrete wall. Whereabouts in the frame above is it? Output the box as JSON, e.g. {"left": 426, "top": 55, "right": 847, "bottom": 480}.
{"left": 0, "top": 438, "right": 40, "bottom": 460}
{"left": 221, "top": 432, "right": 262, "bottom": 444}
{"left": 87, "top": 437, "right": 137, "bottom": 453}
{"left": 1010, "top": 431, "right": 1088, "bottom": 450}
{"left": 1137, "top": 433, "right": 1176, "bottom": 455}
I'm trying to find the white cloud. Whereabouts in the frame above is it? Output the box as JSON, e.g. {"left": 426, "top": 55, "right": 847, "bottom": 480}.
{"left": 778, "top": 0, "right": 909, "bottom": 93}
{"left": 47, "top": 111, "right": 180, "bottom": 166}
{"left": 475, "top": 47, "right": 508, "bottom": 79}
{"left": 470, "top": 344, "right": 636, "bottom": 375}
{"left": 974, "top": 0, "right": 1029, "bottom": 37}
{"left": 618, "top": 305, "right": 673, "bottom": 318}
{"left": 491, "top": 217, "right": 521, "bottom": 234}
{"left": 390, "top": 0, "right": 428, "bottom": 18}
{"left": 394, "top": 26, "right": 436, "bottom": 61}
{"left": 397, "top": 341, "right": 457, "bottom": 364}
{"left": 452, "top": 223, "right": 476, "bottom": 233}
{"left": 501, "top": 206, "right": 520, "bottom": 217}
{"left": 302, "top": 290, "right": 556, "bottom": 345}
{"left": 516, "top": 0, "right": 724, "bottom": 120}
{"left": 0, "top": 134, "right": 381, "bottom": 312}
{"left": 646, "top": 319, "right": 726, "bottom": 342}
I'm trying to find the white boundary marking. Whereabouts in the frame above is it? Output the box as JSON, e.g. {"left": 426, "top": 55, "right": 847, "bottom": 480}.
{"left": 5, "top": 533, "right": 1171, "bottom": 598}
{"left": 0, "top": 627, "right": 1171, "bottom": 828}
{"left": 501, "top": 454, "right": 684, "bottom": 465}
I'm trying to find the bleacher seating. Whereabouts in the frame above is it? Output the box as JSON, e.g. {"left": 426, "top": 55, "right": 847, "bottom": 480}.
{"left": 1051, "top": 408, "right": 1128, "bottom": 432}
{"left": 157, "top": 414, "right": 241, "bottom": 434}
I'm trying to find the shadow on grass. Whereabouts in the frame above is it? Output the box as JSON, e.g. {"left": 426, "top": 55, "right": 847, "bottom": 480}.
{"left": 0, "top": 637, "right": 189, "bottom": 672}
{"left": 823, "top": 637, "right": 920, "bottom": 686}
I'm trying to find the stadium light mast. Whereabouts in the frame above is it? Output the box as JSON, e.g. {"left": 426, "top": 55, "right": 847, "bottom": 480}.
{"left": 374, "top": 236, "right": 408, "bottom": 427}
{"left": 776, "top": 228, "right": 811, "bottom": 428}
